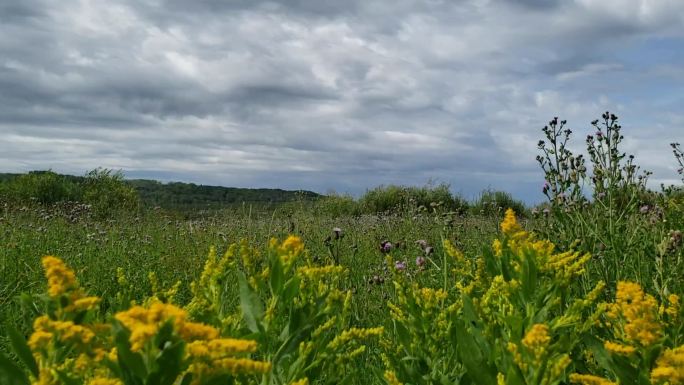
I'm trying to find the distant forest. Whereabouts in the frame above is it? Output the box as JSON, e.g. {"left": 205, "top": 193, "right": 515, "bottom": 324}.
{"left": 0, "top": 171, "right": 320, "bottom": 210}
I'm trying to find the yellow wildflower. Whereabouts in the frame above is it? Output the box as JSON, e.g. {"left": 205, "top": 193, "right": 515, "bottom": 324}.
{"left": 606, "top": 281, "right": 661, "bottom": 347}
{"left": 384, "top": 370, "right": 403, "bottom": 385}
{"left": 290, "top": 379, "right": 309, "bottom": 385}
{"left": 115, "top": 303, "right": 219, "bottom": 351}
{"left": 501, "top": 208, "right": 524, "bottom": 235}
{"left": 211, "top": 357, "right": 271, "bottom": 374}
{"left": 64, "top": 296, "right": 101, "bottom": 313}
{"left": 651, "top": 345, "right": 684, "bottom": 385}
{"left": 522, "top": 324, "right": 551, "bottom": 349}
{"left": 87, "top": 379, "right": 124, "bottom": 385}
{"left": 569, "top": 373, "right": 617, "bottom": 385}
{"left": 28, "top": 330, "right": 53, "bottom": 350}
{"left": 42, "top": 255, "right": 77, "bottom": 297}
{"left": 186, "top": 338, "right": 258, "bottom": 358}
{"left": 603, "top": 341, "right": 635, "bottom": 356}
{"left": 327, "top": 327, "right": 384, "bottom": 350}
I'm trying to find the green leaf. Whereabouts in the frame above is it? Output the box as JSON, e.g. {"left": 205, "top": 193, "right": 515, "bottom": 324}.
{"left": 113, "top": 322, "right": 147, "bottom": 383}
{"left": 453, "top": 321, "right": 497, "bottom": 385}
{"left": 281, "top": 277, "right": 300, "bottom": 304}
{"left": 520, "top": 250, "right": 538, "bottom": 301}
{"left": 270, "top": 253, "right": 285, "bottom": 295}
{"left": 0, "top": 351, "right": 30, "bottom": 385}
{"left": 148, "top": 321, "right": 185, "bottom": 385}
{"left": 238, "top": 271, "right": 264, "bottom": 333}
{"left": 6, "top": 323, "right": 38, "bottom": 377}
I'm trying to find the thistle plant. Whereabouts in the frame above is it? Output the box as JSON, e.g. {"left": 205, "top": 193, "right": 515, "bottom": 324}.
{"left": 586, "top": 113, "right": 651, "bottom": 206}
{"left": 535, "top": 112, "right": 663, "bottom": 291}
{"left": 672, "top": 142, "right": 684, "bottom": 184}
{"left": 537, "top": 117, "right": 587, "bottom": 207}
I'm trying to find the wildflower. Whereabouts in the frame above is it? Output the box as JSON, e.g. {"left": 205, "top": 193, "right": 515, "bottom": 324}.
{"left": 290, "top": 379, "right": 309, "bottom": 385}
{"left": 569, "top": 373, "right": 617, "bottom": 385}
{"left": 522, "top": 323, "right": 551, "bottom": 364}
{"left": 607, "top": 281, "right": 661, "bottom": 347}
{"left": 115, "top": 303, "right": 219, "bottom": 351}
{"left": 394, "top": 261, "right": 406, "bottom": 271}
{"left": 415, "top": 256, "right": 426, "bottom": 268}
{"left": 327, "top": 327, "right": 384, "bottom": 350}
{"left": 384, "top": 370, "right": 403, "bottom": 385}
{"left": 501, "top": 208, "right": 523, "bottom": 235}
{"left": 650, "top": 345, "right": 684, "bottom": 384}
{"left": 380, "top": 241, "right": 392, "bottom": 253}
{"left": 87, "top": 379, "right": 124, "bottom": 385}
{"left": 42, "top": 255, "right": 77, "bottom": 297}
{"left": 603, "top": 341, "right": 635, "bottom": 356}
{"left": 639, "top": 205, "right": 650, "bottom": 214}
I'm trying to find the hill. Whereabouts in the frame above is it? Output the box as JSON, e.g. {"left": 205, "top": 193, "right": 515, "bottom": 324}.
{"left": 0, "top": 171, "right": 320, "bottom": 209}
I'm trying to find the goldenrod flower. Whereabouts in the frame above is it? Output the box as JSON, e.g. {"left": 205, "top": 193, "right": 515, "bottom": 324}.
{"left": 290, "top": 379, "right": 309, "bottom": 385}
{"left": 569, "top": 373, "right": 617, "bottom": 385}
{"left": 603, "top": 341, "right": 636, "bottom": 356}
{"left": 186, "top": 338, "right": 257, "bottom": 358}
{"left": 384, "top": 370, "right": 403, "bottom": 385}
{"left": 42, "top": 255, "right": 77, "bottom": 297}
{"left": 522, "top": 324, "right": 551, "bottom": 349}
{"left": 28, "top": 330, "right": 53, "bottom": 350}
{"left": 501, "top": 208, "right": 524, "bottom": 235}
{"left": 115, "top": 303, "right": 219, "bottom": 351}
{"left": 606, "top": 281, "right": 662, "bottom": 347}
{"left": 651, "top": 345, "right": 684, "bottom": 384}
{"left": 327, "top": 327, "right": 384, "bottom": 350}
{"left": 87, "top": 379, "right": 124, "bottom": 385}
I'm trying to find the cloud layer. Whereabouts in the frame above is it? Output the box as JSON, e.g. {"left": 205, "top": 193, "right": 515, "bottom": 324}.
{"left": 2, "top": 0, "right": 683, "bottom": 201}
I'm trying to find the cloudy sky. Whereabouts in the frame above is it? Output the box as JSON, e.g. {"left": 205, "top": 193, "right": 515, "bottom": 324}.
{"left": 2, "top": 0, "right": 683, "bottom": 202}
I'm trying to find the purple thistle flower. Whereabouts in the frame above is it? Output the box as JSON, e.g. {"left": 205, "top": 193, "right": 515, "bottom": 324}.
{"left": 415, "top": 256, "right": 426, "bottom": 267}
{"left": 394, "top": 261, "right": 406, "bottom": 271}
{"left": 380, "top": 241, "right": 392, "bottom": 253}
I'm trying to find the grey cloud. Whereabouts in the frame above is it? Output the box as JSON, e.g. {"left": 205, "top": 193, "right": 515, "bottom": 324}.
{"left": 1, "top": 0, "right": 683, "bottom": 203}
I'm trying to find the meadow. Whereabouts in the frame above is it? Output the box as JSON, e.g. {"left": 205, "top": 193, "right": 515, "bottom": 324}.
{"left": 1, "top": 113, "right": 683, "bottom": 385}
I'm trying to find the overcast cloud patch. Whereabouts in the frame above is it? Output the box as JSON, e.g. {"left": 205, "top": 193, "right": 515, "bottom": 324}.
{"left": 1, "top": 0, "right": 683, "bottom": 203}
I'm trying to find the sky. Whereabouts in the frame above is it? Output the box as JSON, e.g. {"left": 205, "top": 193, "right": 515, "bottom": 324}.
{"left": 1, "top": 0, "right": 683, "bottom": 203}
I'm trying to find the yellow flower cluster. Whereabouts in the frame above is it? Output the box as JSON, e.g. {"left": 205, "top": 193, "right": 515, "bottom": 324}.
{"left": 289, "top": 379, "right": 309, "bottom": 385}
{"left": 29, "top": 316, "right": 95, "bottom": 349}
{"left": 606, "top": 281, "right": 662, "bottom": 347}
{"left": 87, "top": 378, "right": 124, "bottom": 385}
{"left": 384, "top": 370, "right": 404, "bottom": 385}
{"left": 501, "top": 208, "right": 524, "bottom": 235}
{"left": 569, "top": 373, "right": 617, "bottom": 385}
{"left": 186, "top": 338, "right": 257, "bottom": 358}
{"left": 189, "top": 357, "right": 271, "bottom": 380}
{"left": 42, "top": 255, "right": 77, "bottom": 297}
{"left": 277, "top": 235, "right": 305, "bottom": 266}
{"left": 651, "top": 345, "right": 684, "bottom": 384}
{"left": 297, "top": 265, "right": 347, "bottom": 281}
{"left": 522, "top": 323, "right": 551, "bottom": 351}
{"left": 603, "top": 341, "right": 636, "bottom": 356}
{"left": 660, "top": 294, "right": 680, "bottom": 321}
{"left": 115, "top": 303, "right": 219, "bottom": 351}
{"left": 327, "top": 327, "right": 384, "bottom": 350}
